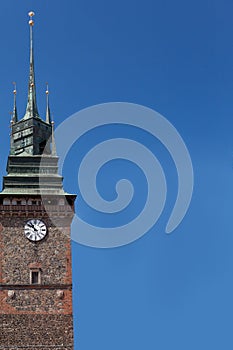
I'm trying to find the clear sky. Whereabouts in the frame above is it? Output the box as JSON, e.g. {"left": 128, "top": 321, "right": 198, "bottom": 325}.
{"left": 1, "top": 1, "right": 233, "bottom": 349}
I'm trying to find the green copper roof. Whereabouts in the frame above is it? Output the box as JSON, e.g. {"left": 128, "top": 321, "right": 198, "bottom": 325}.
{"left": 0, "top": 12, "right": 76, "bottom": 199}
{"left": 9, "top": 14, "right": 53, "bottom": 157}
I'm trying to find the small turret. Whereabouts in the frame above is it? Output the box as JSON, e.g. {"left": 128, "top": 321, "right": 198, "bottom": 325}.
{"left": 12, "top": 82, "right": 18, "bottom": 123}
{"left": 45, "top": 83, "right": 52, "bottom": 124}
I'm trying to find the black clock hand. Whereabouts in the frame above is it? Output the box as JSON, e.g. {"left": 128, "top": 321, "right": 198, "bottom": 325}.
{"left": 28, "top": 223, "right": 38, "bottom": 232}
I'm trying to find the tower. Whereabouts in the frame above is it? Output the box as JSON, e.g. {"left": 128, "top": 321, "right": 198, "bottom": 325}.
{"left": 0, "top": 12, "right": 76, "bottom": 349}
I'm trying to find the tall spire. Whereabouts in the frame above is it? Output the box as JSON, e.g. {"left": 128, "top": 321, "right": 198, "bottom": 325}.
{"left": 12, "top": 82, "right": 18, "bottom": 123}
{"left": 45, "top": 83, "right": 52, "bottom": 124}
{"left": 23, "top": 11, "right": 40, "bottom": 119}
{"left": 8, "top": 11, "right": 54, "bottom": 157}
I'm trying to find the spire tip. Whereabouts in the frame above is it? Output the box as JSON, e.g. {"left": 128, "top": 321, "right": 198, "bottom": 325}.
{"left": 13, "top": 82, "right": 17, "bottom": 95}
{"left": 24, "top": 10, "right": 40, "bottom": 120}
{"left": 28, "top": 11, "right": 35, "bottom": 26}
{"left": 46, "top": 82, "right": 49, "bottom": 95}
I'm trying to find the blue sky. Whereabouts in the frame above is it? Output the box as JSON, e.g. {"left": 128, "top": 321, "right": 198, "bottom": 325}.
{"left": 1, "top": 1, "right": 233, "bottom": 349}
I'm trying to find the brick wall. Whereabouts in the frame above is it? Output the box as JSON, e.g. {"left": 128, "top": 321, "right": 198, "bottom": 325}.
{"left": 0, "top": 203, "right": 75, "bottom": 349}
{"left": 0, "top": 218, "right": 72, "bottom": 286}
{"left": 0, "top": 314, "right": 73, "bottom": 348}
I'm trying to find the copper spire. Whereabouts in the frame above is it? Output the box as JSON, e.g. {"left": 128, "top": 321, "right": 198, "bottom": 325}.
{"left": 23, "top": 11, "right": 40, "bottom": 119}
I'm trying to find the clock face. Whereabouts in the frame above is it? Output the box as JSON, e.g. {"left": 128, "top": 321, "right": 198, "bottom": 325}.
{"left": 24, "top": 219, "right": 47, "bottom": 242}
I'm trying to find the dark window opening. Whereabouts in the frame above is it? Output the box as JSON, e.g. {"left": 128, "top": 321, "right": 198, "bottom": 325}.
{"left": 31, "top": 271, "right": 39, "bottom": 284}
{"left": 32, "top": 201, "right": 37, "bottom": 205}
{"left": 39, "top": 140, "right": 51, "bottom": 155}
{"left": 16, "top": 200, "right": 21, "bottom": 205}
{"left": 39, "top": 140, "right": 46, "bottom": 154}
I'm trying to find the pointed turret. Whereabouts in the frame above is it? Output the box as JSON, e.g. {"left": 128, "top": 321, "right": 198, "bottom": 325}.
{"left": 51, "top": 120, "right": 57, "bottom": 156}
{"left": 12, "top": 82, "right": 18, "bottom": 123}
{"left": 23, "top": 11, "right": 40, "bottom": 119}
{"left": 45, "top": 84, "right": 52, "bottom": 124}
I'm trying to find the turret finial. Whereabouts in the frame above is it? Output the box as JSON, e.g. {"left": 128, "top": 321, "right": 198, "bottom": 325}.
{"left": 45, "top": 82, "right": 52, "bottom": 124}
{"left": 12, "top": 82, "right": 18, "bottom": 123}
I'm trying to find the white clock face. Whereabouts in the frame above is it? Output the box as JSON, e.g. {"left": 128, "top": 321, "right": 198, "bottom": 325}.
{"left": 25, "top": 219, "right": 47, "bottom": 242}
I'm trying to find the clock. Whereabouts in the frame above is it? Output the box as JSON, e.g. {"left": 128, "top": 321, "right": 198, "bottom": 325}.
{"left": 24, "top": 219, "right": 47, "bottom": 242}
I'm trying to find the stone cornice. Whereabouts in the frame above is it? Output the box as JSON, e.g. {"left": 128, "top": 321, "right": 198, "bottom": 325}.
{"left": 0, "top": 284, "right": 72, "bottom": 290}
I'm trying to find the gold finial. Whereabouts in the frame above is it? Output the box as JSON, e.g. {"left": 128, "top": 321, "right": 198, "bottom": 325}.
{"left": 46, "top": 82, "right": 49, "bottom": 95}
{"left": 28, "top": 11, "right": 35, "bottom": 26}
{"left": 13, "top": 82, "right": 17, "bottom": 95}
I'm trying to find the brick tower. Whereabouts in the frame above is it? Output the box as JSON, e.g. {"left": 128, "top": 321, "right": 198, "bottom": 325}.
{"left": 0, "top": 12, "right": 76, "bottom": 349}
